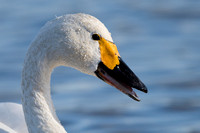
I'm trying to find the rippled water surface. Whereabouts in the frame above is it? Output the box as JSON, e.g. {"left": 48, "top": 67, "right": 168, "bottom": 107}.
{"left": 0, "top": 0, "right": 200, "bottom": 133}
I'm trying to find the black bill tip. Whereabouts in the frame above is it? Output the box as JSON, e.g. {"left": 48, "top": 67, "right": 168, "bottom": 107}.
{"left": 95, "top": 57, "right": 148, "bottom": 101}
{"left": 128, "top": 94, "right": 140, "bottom": 101}
{"left": 134, "top": 81, "right": 148, "bottom": 93}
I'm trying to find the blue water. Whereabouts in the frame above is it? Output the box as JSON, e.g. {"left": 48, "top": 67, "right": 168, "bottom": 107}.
{"left": 1, "top": 0, "right": 200, "bottom": 133}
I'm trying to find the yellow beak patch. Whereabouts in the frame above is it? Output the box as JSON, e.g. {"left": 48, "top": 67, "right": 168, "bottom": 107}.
{"left": 98, "top": 36, "right": 120, "bottom": 70}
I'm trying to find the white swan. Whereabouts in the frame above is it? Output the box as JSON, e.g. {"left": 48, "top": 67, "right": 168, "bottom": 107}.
{"left": 0, "top": 13, "right": 147, "bottom": 133}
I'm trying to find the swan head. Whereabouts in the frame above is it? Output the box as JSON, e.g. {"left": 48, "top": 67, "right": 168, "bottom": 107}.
{"left": 33, "top": 13, "right": 147, "bottom": 101}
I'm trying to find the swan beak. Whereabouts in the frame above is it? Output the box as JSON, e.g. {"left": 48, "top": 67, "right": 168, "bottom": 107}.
{"left": 95, "top": 57, "right": 147, "bottom": 101}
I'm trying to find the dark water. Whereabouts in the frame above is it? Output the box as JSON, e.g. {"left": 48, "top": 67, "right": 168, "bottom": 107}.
{"left": 0, "top": 0, "right": 200, "bottom": 133}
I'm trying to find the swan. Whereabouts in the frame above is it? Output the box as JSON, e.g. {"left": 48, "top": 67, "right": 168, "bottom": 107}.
{"left": 0, "top": 13, "right": 147, "bottom": 133}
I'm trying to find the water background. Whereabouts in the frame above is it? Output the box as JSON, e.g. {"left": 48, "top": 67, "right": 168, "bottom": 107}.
{"left": 0, "top": 0, "right": 200, "bottom": 133}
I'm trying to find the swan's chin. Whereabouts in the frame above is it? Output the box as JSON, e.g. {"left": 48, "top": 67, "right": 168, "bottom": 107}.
{"left": 95, "top": 57, "right": 147, "bottom": 101}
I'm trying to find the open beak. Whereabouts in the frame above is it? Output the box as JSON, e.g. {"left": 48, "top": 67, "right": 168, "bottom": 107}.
{"left": 93, "top": 34, "right": 147, "bottom": 101}
{"left": 95, "top": 57, "right": 147, "bottom": 101}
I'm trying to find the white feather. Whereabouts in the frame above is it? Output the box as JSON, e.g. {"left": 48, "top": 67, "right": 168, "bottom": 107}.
{"left": 0, "top": 13, "right": 113, "bottom": 133}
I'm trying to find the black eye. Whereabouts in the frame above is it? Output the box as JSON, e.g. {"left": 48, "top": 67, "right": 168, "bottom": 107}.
{"left": 92, "top": 34, "right": 100, "bottom": 40}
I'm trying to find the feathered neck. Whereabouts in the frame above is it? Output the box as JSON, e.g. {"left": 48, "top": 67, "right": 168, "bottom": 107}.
{"left": 21, "top": 42, "right": 67, "bottom": 133}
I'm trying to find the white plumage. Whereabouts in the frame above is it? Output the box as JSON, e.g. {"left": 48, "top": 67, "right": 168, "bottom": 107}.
{"left": 0, "top": 103, "right": 28, "bottom": 133}
{"left": 0, "top": 13, "right": 113, "bottom": 133}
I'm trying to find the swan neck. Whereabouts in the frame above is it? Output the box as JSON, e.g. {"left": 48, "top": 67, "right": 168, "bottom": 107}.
{"left": 21, "top": 48, "right": 66, "bottom": 133}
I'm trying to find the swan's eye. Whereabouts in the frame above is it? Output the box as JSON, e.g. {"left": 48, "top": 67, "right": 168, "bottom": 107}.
{"left": 92, "top": 34, "right": 100, "bottom": 40}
